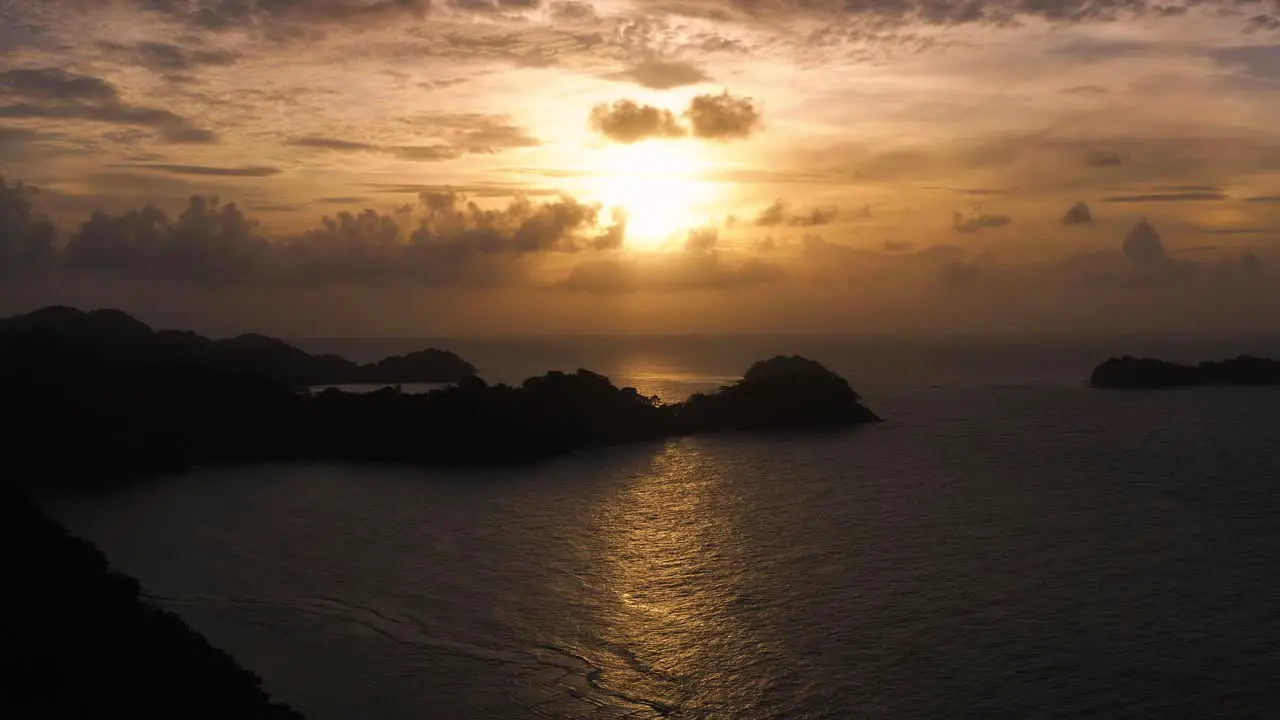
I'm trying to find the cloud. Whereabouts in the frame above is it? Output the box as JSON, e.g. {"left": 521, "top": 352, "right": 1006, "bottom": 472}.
{"left": 685, "top": 226, "right": 719, "bottom": 252}
{"left": 56, "top": 188, "right": 624, "bottom": 286}
{"left": 1122, "top": 219, "right": 1165, "bottom": 266}
{"left": 99, "top": 41, "right": 240, "bottom": 72}
{"left": 1084, "top": 150, "right": 1123, "bottom": 167}
{"left": 138, "top": 0, "right": 431, "bottom": 32}
{"left": 605, "top": 59, "right": 710, "bottom": 89}
{"left": 429, "top": 114, "right": 541, "bottom": 153}
{"left": 753, "top": 199, "right": 838, "bottom": 227}
{"left": 0, "top": 176, "right": 56, "bottom": 277}
{"left": 559, "top": 252, "right": 785, "bottom": 294}
{"left": 1061, "top": 85, "right": 1109, "bottom": 96}
{"left": 289, "top": 118, "right": 538, "bottom": 160}
{"left": 1245, "top": 195, "right": 1280, "bottom": 203}
{"left": 548, "top": 1, "right": 595, "bottom": 20}
{"left": 66, "top": 196, "right": 267, "bottom": 282}
{"left": 0, "top": 68, "right": 216, "bottom": 144}
{"left": 952, "top": 211, "right": 1011, "bottom": 234}
{"left": 1102, "top": 192, "right": 1228, "bottom": 202}
{"left": 1210, "top": 45, "right": 1280, "bottom": 80}
{"left": 754, "top": 200, "right": 786, "bottom": 226}
{"left": 449, "top": 0, "right": 543, "bottom": 14}
{"left": 685, "top": 91, "right": 761, "bottom": 140}
{"left": 655, "top": 0, "right": 1265, "bottom": 31}
{"left": 113, "top": 164, "right": 282, "bottom": 177}
{"left": 588, "top": 100, "right": 686, "bottom": 143}
{"left": 1063, "top": 201, "right": 1093, "bottom": 225}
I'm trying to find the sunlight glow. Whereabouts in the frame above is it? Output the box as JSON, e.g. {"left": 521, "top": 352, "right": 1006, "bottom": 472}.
{"left": 588, "top": 141, "right": 717, "bottom": 250}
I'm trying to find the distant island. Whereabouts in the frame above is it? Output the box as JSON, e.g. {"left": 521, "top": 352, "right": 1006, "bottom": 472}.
{"left": 3, "top": 307, "right": 881, "bottom": 488}
{"left": 0, "top": 306, "right": 476, "bottom": 387}
{"left": 1091, "top": 355, "right": 1280, "bottom": 389}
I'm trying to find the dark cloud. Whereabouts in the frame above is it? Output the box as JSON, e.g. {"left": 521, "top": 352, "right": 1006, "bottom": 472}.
{"left": 99, "top": 41, "right": 240, "bottom": 72}
{"left": 605, "top": 58, "right": 710, "bottom": 89}
{"left": 1084, "top": 150, "right": 1123, "bottom": 167}
{"left": 449, "top": 0, "right": 542, "bottom": 13}
{"left": 882, "top": 239, "right": 912, "bottom": 252}
{"left": 318, "top": 196, "right": 368, "bottom": 204}
{"left": 113, "top": 164, "right": 282, "bottom": 177}
{"left": 0, "top": 68, "right": 216, "bottom": 144}
{"left": 1063, "top": 201, "right": 1093, "bottom": 225}
{"left": 360, "top": 182, "right": 563, "bottom": 197}
{"left": 66, "top": 196, "right": 266, "bottom": 282}
{"left": 666, "top": 0, "right": 1257, "bottom": 30}
{"left": 1122, "top": 219, "right": 1165, "bottom": 266}
{"left": 548, "top": 0, "right": 595, "bottom": 20}
{"left": 588, "top": 99, "right": 686, "bottom": 143}
{"left": 952, "top": 188, "right": 1004, "bottom": 196}
{"left": 1210, "top": 45, "right": 1280, "bottom": 80}
{"left": 56, "top": 188, "right": 623, "bottom": 286}
{"left": 160, "top": 127, "right": 220, "bottom": 144}
{"left": 1102, "top": 192, "right": 1228, "bottom": 202}
{"left": 753, "top": 199, "right": 838, "bottom": 227}
{"left": 1061, "top": 85, "right": 1109, "bottom": 95}
{"left": 685, "top": 226, "right": 719, "bottom": 252}
{"left": 429, "top": 114, "right": 541, "bottom": 153}
{"left": 754, "top": 200, "right": 785, "bottom": 226}
{"left": 685, "top": 91, "right": 761, "bottom": 140}
{"left": 952, "top": 211, "right": 1011, "bottom": 234}
{"left": 138, "top": 0, "right": 430, "bottom": 32}
{"left": 1050, "top": 37, "right": 1152, "bottom": 61}
{"left": 289, "top": 117, "right": 537, "bottom": 160}
{"left": 290, "top": 137, "right": 377, "bottom": 151}
{"left": 1245, "top": 195, "right": 1280, "bottom": 203}
{"left": 0, "top": 176, "right": 57, "bottom": 277}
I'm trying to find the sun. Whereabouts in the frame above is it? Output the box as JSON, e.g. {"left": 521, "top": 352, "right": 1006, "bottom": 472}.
{"left": 588, "top": 141, "right": 715, "bottom": 250}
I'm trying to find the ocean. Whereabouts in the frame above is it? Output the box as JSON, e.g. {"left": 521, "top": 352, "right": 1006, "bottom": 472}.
{"left": 44, "top": 334, "right": 1280, "bottom": 719}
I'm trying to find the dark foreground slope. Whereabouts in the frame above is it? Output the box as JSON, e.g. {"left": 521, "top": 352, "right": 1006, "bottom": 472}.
{"left": 0, "top": 490, "right": 301, "bottom": 719}
{"left": 0, "top": 306, "right": 475, "bottom": 387}
{"left": 1091, "top": 355, "right": 1280, "bottom": 389}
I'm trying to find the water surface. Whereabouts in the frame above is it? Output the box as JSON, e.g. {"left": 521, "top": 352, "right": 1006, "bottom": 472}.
{"left": 47, "top": 336, "right": 1280, "bottom": 718}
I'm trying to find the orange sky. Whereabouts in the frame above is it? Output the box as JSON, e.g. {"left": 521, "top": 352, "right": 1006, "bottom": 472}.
{"left": 1, "top": 0, "right": 1278, "bottom": 335}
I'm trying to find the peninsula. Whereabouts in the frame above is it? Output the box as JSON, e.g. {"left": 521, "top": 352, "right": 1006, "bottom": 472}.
{"left": 3, "top": 307, "right": 881, "bottom": 489}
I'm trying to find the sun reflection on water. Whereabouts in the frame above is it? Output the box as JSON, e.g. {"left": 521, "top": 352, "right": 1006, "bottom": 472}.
{"left": 587, "top": 440, "right": 767, "bottom": 715}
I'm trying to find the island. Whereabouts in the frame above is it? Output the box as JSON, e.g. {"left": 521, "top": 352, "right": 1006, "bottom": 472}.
{"left": 3, "top": 307, "right": 881, "bottom": 487}
{"left": 1090, "top": 355, "right": 1280, "bottom": 389}
{"left": 0, "top": 306, "right": 476, "bottom": 388}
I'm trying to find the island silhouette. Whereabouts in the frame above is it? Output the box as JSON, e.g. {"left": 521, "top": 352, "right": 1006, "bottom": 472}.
{"left": 1091, "top": 355, "right": 1280, "bottom": 389}
{"left": 1, "top": 306, "right": 476, "bottom": 387}
{"left": 3, "top": 306, "right": 880, "bottom": 488}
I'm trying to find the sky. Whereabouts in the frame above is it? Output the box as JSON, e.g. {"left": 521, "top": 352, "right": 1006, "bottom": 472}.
{"left": 1, "top": 0, "right": 1278, "bottom": 336}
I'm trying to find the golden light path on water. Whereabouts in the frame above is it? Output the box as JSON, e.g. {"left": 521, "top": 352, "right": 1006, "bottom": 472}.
{"left": 586, "top": 441, "right": 773, "bottom": 715}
